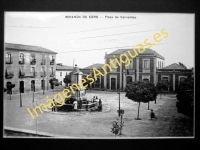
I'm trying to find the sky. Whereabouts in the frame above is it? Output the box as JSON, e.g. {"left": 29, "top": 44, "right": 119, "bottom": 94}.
{"left": 5, "top": 12, "right": 194, "bottom": 69}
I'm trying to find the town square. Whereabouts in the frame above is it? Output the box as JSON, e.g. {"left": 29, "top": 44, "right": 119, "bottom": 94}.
{"left": 3, "top": 12, "right": 194, "bottom": 138}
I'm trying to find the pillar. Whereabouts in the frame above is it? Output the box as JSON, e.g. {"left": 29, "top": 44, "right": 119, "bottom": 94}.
{"left": 173, "top": 73, "right": 175, "bottom": 91}
{"left": 136, "top": 57, "right": 139, "bottom": 81}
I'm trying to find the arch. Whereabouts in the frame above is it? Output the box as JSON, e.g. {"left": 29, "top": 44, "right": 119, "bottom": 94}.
{"left": 143, "top": 78, "right": 149, "bottom": 82}
{"left": 162, "top": 77, "right": 169, "bottom": 82}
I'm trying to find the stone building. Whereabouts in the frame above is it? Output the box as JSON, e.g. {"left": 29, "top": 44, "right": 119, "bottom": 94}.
{"left": 56, "top": 63, "right": 73, "bottom": 87}
{"left": 157, "top": 63, "right": 193, "bottom": 91}
{"left": 103, "top": 48, "right": 165, "bottom": 90}
{"left": 4, "top": 43, "right": 57, "bottom": 94}
{"left": 80, "top": 63, "right": 104, "bottom": 89}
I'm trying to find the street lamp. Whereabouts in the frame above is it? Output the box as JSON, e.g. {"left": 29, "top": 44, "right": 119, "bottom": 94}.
{"left": 118, "top": 90, "right": 120, "bottom": 117}
{"left": 20, "top": 77, "right": 22, "bottom": 107}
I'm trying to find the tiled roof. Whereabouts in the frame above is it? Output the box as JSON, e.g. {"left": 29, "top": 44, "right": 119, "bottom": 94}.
{"left": 109, "top": 48, "right": 164, "bottom": 59}
{"left": 82, "top": 63, "right": 104, "bottom": 69}
{"left": 162, "top": 63, "right": 187, "bottom": 70}
{"left": 56, "top": 64, "right": 73, "bottom": 70}
{"left": 5, "top": 43, "right": 57, "bottom": 54}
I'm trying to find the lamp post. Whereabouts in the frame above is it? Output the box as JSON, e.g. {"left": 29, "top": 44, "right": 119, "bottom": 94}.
{"left": 118, "top": 90, "right": 120, "bottom": 117}
{"left": 20, "top": 77, "right": 22, "bottom": 107}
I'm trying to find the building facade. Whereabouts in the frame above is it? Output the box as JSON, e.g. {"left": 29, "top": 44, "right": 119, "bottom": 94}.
{"left": 157, "top": 63, "right": 193, "bottom": 91}
{"left": 104, "top": 48, "right": 165, "bottom": 90}
{"left": 56, "top": 63, "right": 73, "bottom": 87}
{"left": 4, "top": 43, "right": 57, "bottom": 94}
{"left": 80, "top": 63, "right": 104, "bottom": 89}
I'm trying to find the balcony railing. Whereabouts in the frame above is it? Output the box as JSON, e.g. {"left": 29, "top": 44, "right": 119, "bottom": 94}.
{"left": 5, "top": 72, "right": 14, "bottom": 79}
{"left": 5, "top": 58, "right": 13, "bottom": 64}
{"left": 40, "top": 71, "right": 46, "bottom": 77}
{"left": 50, "top": 59, "right": 55, "bottom": 65}
{"left": 41, "top": 60, "right": 46, "bottom": 65}
{"left": 19, "top": 59, "right": 25, "bottom": 64}
{"left": 30, "top": 59, "right": 36, "bottom": 65}
{"left": 19, "top": 71, "right": 25, "bottom": 78}
{"left": 50, "top": 72, "right": 55, "bottom": 77}
{"left": 30, "top": 72, "right": 37, "bottom": 78}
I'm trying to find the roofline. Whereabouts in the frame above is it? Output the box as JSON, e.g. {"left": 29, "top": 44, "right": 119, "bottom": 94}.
{"left": 5, "top": 47, "right": 58, "bottom": 54}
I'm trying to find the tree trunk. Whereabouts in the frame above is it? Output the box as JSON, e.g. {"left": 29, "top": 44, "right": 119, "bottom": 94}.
{"left": 147, "top": 102, "right": 149, "bottom": 110}
{"left": 137, "top": 102, "right": 141, "bottom": 119}
{"left": 155, "top": 99, "right": 156, "bottom": 104}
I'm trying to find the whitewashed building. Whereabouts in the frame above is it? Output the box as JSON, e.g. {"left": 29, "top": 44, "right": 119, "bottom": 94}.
{"left": 56, "top": 63, "right": 73, "bottom": 87}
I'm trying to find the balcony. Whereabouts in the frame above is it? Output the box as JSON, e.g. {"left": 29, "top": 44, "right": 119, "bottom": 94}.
{"left": 30, "top": 59, "right": 36, "bottom": 65}
{"left": 19, "top": 71, "right": 26, "bottom": 78}
{"left": 19, "top": 59, "right": 25, "bottom": 64}
{"left": 41, "top": 60, "right": 46, "bottom": 65}
{"left": 5, "top": 58, "right": 13, "bottom": 64}
{"left": 30, "top": 72, "right": 37, "bottom": 78}
{"left": 40, "top": 71, "right": 46, "bottom": 77}
{"left": 50, "top": 59, "right": 55, "bottom": 65}
{"left": 5, "top": 72, "right": 14, "bottom": 79}
{"left": 50, "top": 72, "right": 55, "bottom": 77}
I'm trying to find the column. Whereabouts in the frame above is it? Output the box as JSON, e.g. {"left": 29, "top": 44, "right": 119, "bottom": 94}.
{"left": 173, "top": 73, "right": 175, "bottom": 91}
{"left": 123, "top": 71, "right": 126, "bottom": 90}
{"left": 136, "top": 57, "right": 139, "bottom": 81}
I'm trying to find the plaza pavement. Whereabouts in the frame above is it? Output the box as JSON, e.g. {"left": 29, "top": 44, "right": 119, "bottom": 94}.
{"left": 3, "top": 89, "right": 194, "bottom": 138}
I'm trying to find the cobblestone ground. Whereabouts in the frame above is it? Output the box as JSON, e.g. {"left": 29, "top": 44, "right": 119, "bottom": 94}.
{"left": 3, "top": 90, "right": 193, "bottom": 138}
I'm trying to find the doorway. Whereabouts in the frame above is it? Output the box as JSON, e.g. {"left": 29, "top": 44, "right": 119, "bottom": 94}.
{"left": 20, "top": 81, "right": 24, "bottom": 93}
{"left": 126, "top": 76, "right": 132, "bottom": 84}
{"left": 41, "top": 80, "right": 45, "bottom": 90}
{"left": 111, "top": 78, "right": 116, "bottom": 90}
{"left": 31, "top": 80, "right": 35, "bottom": 92}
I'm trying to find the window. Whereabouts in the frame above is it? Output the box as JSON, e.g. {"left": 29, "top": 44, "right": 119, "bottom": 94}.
{"left": 162, "top": 77, "right": 169, "bottom": 82}
{"left": 143, "top": 78, "right": 149, "bottom": 82}
{"left": 19, "top": 66, "right": 25, "bottom": 77}
{"left": 126, "top": 61, "right": 132, "bottom": 69}
{"left": 143, "top": 60, "right": 149, "bottom": 69}
{"left": 60, "top": 72, "right": 62, "bottom": 76}
{"left": 31, "top": 54, "right": 36, "bottom": 65}
{"left": 6, "top": 53, "right": 12, "bottom": 64}
{"left": 19, "top": 53, "right": 25, "bottom": 64}
{"left": 51, "top": 67, "right": 53, "bottom": 74}
{"left": 60, "top": 81, "right": 62, "bottom": 85}
{"left": 41, "top": 67, "right": 46, "bottom": 77}
{"left": 50, "top": 55, "right": 55, "bottom": 65}
{"left": 31, "top": 67, "right": 36, "bottom": 76}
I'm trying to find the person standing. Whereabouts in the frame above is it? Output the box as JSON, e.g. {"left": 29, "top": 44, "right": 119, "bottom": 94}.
{"left": 52, "top": 99, "right": 56, "bottom": 112}
{"left": 73, "top": 100, "right": 78, "bottom": 111}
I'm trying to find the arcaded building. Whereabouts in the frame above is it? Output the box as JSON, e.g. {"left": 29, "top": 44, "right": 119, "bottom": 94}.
{"left": 4, "top": 43, "right": 57, "bottom": 94}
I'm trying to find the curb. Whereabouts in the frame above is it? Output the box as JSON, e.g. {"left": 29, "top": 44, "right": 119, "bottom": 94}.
{"left": 4, "top": 126, "right": 67, "bottom": 137}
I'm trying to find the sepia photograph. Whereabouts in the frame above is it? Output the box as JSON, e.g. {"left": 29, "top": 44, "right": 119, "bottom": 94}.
{"left": 3, "top": 11, "right": 194, "bottom": 138}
